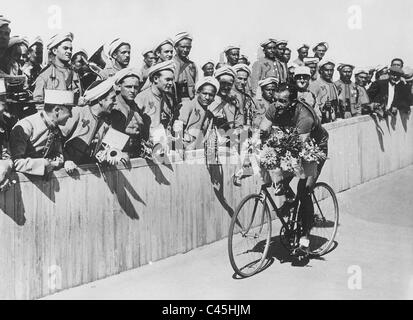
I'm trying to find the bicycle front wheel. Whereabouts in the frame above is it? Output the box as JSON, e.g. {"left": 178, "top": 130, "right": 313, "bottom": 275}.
{"left": 228, "top": 193, "right": 272, "bottom": 278}
{"left": 308, "top": 182, "right": 339, "bottom": 256}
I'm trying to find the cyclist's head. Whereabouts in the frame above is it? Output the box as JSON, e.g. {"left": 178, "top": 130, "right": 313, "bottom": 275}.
{"left": 273, "top": 84, "right": 293, "bottom": 115}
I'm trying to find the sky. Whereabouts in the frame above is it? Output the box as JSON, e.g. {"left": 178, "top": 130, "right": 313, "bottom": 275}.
{"left": 3, "top": 0, "right": 413, "bottom": 71}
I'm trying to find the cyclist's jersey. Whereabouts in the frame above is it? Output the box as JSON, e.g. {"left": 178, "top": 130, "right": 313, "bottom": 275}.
{"left": 264, "top": 100, "right": 329, "bottom": 150}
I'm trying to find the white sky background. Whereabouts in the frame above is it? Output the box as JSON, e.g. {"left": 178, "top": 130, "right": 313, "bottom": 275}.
{"left": 4, "top": 0, "right": 413, "bottom": 71}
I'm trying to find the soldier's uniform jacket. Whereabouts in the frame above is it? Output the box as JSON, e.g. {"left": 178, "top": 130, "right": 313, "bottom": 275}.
{"left": 208, "top": 94, "right": 243, "bottom": 129}
{"left": 111, "top": 94, "right": 150, "bottom": 154}
{"left": 334, "top": 79, "right": 361, "bottom": 117}
{"left": 173, "top": 55, "right": 198, "bottom": 101}
{"left": 251, "top": 57, "right": 281, "bottom": 96}
{"left": 177, "top": 98, "right": 213, "bottom": 150}
{"left": 98, "top": 60, "right": 122, "bottom": 80}
{"left": 10, "top": 111, "right": 64, "bottom": 176}
{"left": 33, "top": 63, "right": 82, "bottom": 103}
{"left": 134, "top": 84, "right": 177, "bottom": 137}
{"left": 232, "top": 88, "right": 255, "bottom": 126}
{"left": 139, "top": 64, "right": 150, "bottom": 89}
{"left": 308, "top": 77, "right": 339, "bottom": 123}
{"left": 60, "top": 106, "right": 110, "bottom": 165}
{"left": 252, "top": 97, "right": 273, "bottom": 128}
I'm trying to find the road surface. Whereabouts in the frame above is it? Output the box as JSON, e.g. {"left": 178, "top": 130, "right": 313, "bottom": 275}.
{"left": 44, "top": 165, "right": 413, "bottom": 300}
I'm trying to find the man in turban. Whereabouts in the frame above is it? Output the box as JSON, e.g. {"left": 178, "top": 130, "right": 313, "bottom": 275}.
{"left": 99, "top": 38, "right": 131, "bottom": 80}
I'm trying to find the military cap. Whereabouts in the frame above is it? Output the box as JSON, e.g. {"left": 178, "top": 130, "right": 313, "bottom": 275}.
{"left": 354, "top": 68, "right": 369, "bottom": 76}
{"left": 114, "top": 68, "right": 141, "bottom": 84}
{"left": 337, "top": 63, "right": 355, "bottom": 71}
{"left": 214, "top": 65, "right": 237, "bottom": 79}
{"left": 108, "top": 38, "right": 130, "bottom": 57}
{"left": 154, "top": 38, "right": 174, "bottom": 52}
{"left": 275, "top": 40, "right": 288, "bottom": 47}
{"left": 44, "top": 89, "right": 75, "bottom": 106}
{"left": 148, "top": 60, "right": 175, "bottom": 81}
{"left": 47, "top": 32, "right": 74, "bottom": 51}
{"left": 297, "top": 44, "right": 310, "bottom": 51}
{"left": 260, "top": 38, "right": 277, "bottom": 48}
{"left": 294, "top": 66, "right": 311, "bottom": 77}
{"left": 258, "top": 77, "right": 278, "bottom": 87}
{"left": 141, "top": 47, "right": 153, "bottom": 57}
{"left": 7, "top": 36, "right": 29, "bottom": 48}
{"left": 303, "top": 57, "right": 319, "bottom": 66}
{"left": 312, "top": 42, "right": 329, "bottom": 51}
{"left": 83, "top": 78, "right": 115, "bottom": 102}
{"left": 201, "top": 60, "right": 215, "bottom": 69}
{"left": 232, "top": 63, "right": 251, "bottom": 76}
{"left": 0, "top": 15, "right": 10, "bottom": 28}
{"left": 173, "top": 32, "right": 193, "bottom": 46}
{"left": 29, "top": 36, "right": 43, "bottom": 49}
{"left": 195, "top": 76, "right": 220, "bottom": 93}
{"left": 318, "top": 59, "right": 335, "bottom": 69}
{"left": 224, "top": 45, "right": 240, "bottom": 53}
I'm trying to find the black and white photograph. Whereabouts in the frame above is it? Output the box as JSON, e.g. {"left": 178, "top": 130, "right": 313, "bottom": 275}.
{"left": 1, "top": 0, "right": 413, "bottom": 306}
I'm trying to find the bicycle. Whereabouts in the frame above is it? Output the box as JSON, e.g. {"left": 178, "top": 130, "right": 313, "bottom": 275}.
{"left": 228, "top": 176, "right": 339, "bottom": 278}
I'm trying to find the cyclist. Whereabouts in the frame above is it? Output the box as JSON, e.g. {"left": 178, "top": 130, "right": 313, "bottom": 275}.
{"left": 259, "top": 69, "right": 329, "bottom": 250}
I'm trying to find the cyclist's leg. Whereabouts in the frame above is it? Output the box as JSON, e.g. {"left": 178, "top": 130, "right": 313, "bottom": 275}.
{"left": 297, "top": 177, "right": 314, "bottom": 238}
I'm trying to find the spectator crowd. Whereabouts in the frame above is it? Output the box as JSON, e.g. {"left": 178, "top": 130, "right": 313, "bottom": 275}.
{"left": 0, "top": 14, "right": 412, "bottom": 190}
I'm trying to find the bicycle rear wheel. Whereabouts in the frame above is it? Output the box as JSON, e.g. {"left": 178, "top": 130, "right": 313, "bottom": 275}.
{"left": 228, "top": 193, "right": 272, "bottom": 278}
{"left": 308, "top": 182, "right": 339, "bottom": 256}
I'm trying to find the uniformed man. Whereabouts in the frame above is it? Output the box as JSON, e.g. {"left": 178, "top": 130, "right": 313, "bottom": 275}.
{"left": 22, "top": 37, "right": 43, "bottom": 91}
{"left": 232, "top": 63, "right": 255, "bottom": 125}
{"left": 201, "top": 60, "right": 215, "bottom": 77}
{"left": 0, "top": 36, "right": 29, "bottom": 75}
{"left": 251, "top": 39, "right": 286, "bottom": 96}
{"left": 172, "top": 32, "right": 198, "bottom": 102}
{"left": 274, "top": 40, "right": 289, "bottom": 84}
{"left": 61, "top": 78, "right": 117, "bottom": 165}
{"left": 208, "top": 66, "right": 243, "bottom": 130}
{"left": 308, "top": 60, "right": 339, "bottom": 123}
{"left": 111, "top": 68, "right": 150, "bottom": 157}
{"left": 135, "top": 60, "right": 177, "bottom": 145}
{"left": 304, "top": 57, "right": 319, "bottom": 83}
{"left": 99, "top": 38, "right": 131, "bottom": 80}
{"left": 0, "top": 78, "right": 13, "bottom": 191}
{"left": 252, "top": 77, "right": 277, "bottom": 128}
{"left": 334, "top": 63, "right": 360, "bottom": 118}
{"left": 312, "top": 42, "right": 329, "bottom": 61}
{"left": 154, "top": 38, "right": 174, "bottom": 63}
{"left": 9, "top": 89, "right": 75, "bottom": 176}
{"left": 293, "top": 44, "right": 310, "bottom": 66}
{"left": 0, "top": 15, "right": 11, "bottom": 66}
{"left": 354, "top": 68, "right": 371, "bottom": 114}
{"left": 293, "top": 66, "right": 316, "bottom": 108}
{"left": 223, "top": 45, "right": 240, "bottom": 67}
{"left": 33, "top": 32, "right": 82, "bottom": 104}
{"left": 283, "top": 47, "right": 291, "bottom": 64}
{"left": 139, "top": 48, "right": 157, "bottom": 88}
{"left": 173, "top": 76, "right": 220, "bottom": 150}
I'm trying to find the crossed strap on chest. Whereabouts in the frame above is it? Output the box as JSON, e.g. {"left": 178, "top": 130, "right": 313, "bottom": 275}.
{"left": 40, "top": 112, "right": 62, "bottom": 159}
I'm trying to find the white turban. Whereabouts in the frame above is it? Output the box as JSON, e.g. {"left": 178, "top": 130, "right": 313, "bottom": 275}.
{"left": 83, "top": 78, "right": 115, "bottom": 103}
{"left": 258, "top": 77, "right": 278, "bottom": 87}
{"left": 312, "top": 42, "right": 329, "bottom": 51}
{"left": 0, "top": 15, "right": 10, "bottom": 28}
{"left": 29, "top": 36, "right": 43, "bottom": 48}
{"left": 214, "top": 66, "right": 236, "bottom": 79}
{"left": 195, "top": 76, "right": 220, "bottom": 93}
{"left": 47, "top": 32, "right": 74, "bottom": 51}
{"left": 114, "top": 68, "right": 141, "bottom": 84}
{"left": 260, "top": 38, "right": 277, "bottom": 48}
{"left": 7, "top": 36, "right": 29, "bottom": 48}
{"left": 148, "top": 60, "right": 176, "bottom": 81}
{"left": 173, "top": 32, "right": 193, "bottom": 46}
{"left": 233, "top": 63, "right": 251, "bottom": 76}
{"left": 108, "top": 38, "right": 130, "bottom": 57}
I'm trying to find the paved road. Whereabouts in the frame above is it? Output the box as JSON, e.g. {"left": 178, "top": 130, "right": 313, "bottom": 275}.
{"left": 44, "top": 166, "right": 413, "bottom": 300}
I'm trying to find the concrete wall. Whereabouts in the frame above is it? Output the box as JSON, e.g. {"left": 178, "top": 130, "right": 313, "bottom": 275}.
{"left": 1, "top": 113, "right": 412, "bottom": 299}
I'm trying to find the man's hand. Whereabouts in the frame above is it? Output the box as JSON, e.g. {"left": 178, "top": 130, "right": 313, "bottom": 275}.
{"left": 45, "top": 159, "right": 61, "bottom": 173}
{"left": 391, "top": 106, "right": 398, "bottom": 116}
{"left": 64, "top": 160, "right": 78, "bottom": 174}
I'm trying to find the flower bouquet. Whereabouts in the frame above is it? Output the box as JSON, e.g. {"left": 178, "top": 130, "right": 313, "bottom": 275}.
{"left": 259, "top": 127, "right": 303, "bottom": 183}
{"left": 299, "top": 139, "right": 327, "bottom": 178}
